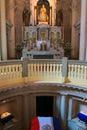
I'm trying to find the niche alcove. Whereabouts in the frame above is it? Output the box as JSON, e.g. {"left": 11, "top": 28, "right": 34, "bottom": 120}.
{"left": 36, "top": 96, "right": 53, "bottom": 116}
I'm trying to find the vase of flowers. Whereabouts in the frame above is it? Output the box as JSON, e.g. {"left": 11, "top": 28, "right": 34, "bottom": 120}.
{"left": 15, "top": 43, "right": 23, "bottom": 59}
{"left": 63, "top": 42, "right": 72, "bottom": 59}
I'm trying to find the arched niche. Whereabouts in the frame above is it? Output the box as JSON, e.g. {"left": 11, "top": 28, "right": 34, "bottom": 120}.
{"left": 34, "top": 0, "right": 52, "bottom": 25}
{"left": 56, "top": 9, "right": 63, "bottom": 26}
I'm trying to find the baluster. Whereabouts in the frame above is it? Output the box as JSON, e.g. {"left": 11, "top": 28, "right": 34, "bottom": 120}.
{"left": 32, "top": 64, "right": 35, "bottom": 76}
{"left": 7, "top": 66, "right": 9, "bottom": 79}
{"left": 69, "top": 64, "right": 71, "bottom": 77}
{"left": 18, "top": 64, "right": 20, "bottom": 78}
{"left": 8, "top": 65, "right": 11, "bottom": 79}
{"left": 28, "top": 64, "right": 30, "bottom": 75}
{"left": 43, "top": 64, "right": 46, "bottom": 75}
{"left": 56, "top": 64, "right": 59, "bottom": 76}
{"left": 3, "top": 66, "right": 6, "bottom": 80}
{"left": 4, "top": 66, "right": 6, "bottom": 80}
{"left": 59, "top": 64, "right": 62, "bottom": 76}
{"left": 2, "top": 66, "right": 5, "bottom": 80}
{"left": 52, "top": 64, "right": 53, "bottom": 75}
{"left": 86, "top": 66, "right": 87, "bottom": 79}
{"left": 31, "top": 64, "right": 34, "bottom": 76}
{"left": 28, "top": 64, "right": 31, "bottom": 76}
{"left": 58, "top": 64, "right": 60, "bottom": 76}
{"left": 0, "top": 66, "right": 3, "bottom": 80}
{"left": 73, "top": 65, "right": 75, "bottom": 78}
{"left": 13, "top": 65, "right": 16, "bottom": 79}
{"left": 15, "top": 65, "right": 18, "bottom": 78}
{"left": 0, "top": 67, "right": 1, "bottom": 80}
{"left": 78, "top": 65, "right": 81, "bottom": 78}
{"left": 5, "top": 66, "right": 8, "bottom": 80}
{"left": 53, "top": 64, "right": 56, "bottom": 75}
{"left": 81, "top": 65, "right": 84, "bottom": 79}
{"left": 84, "top": 66, "right": 87, "bottom": 79}
{"left": 78, "top": 65, "right": 80, "bottom": 79}
{"left": 47, "top": 64, "right": 49, "bottom": 76}
{"left": 36, "top": 63, "right": 39, "bottom": 76}
{"left": 17, "top": 65, "right": 19, "bottom": 77}
{"left": 11, "top": 65, "right": 13, "bottom": 79}
{"left": 40, "top": 63, "right": 42, "bottom": 73}
{"left": 34, "top": 64, "right": 36, "bottom": 76}
{"left": 50, "top": 64, "right": 52, "bottom": 76}
{"left": 17, "top": 65, "right": 20, "bottom": 78}
{"left": 68, "top": 64, "right": 70, "bottom": 77}
{"left": 74, "top": 65, "right": 77, "bottom": 78}
{"left": 1, "top": 66, "right": 4, "bottom": 80}
{"left": 71, "top": 65, "right": 74, "bottom": 78}
{"left": 70, "top": 64, "right": 72, "bottom": 77}
{"left": 19, "top": 64, "right": 22, "bottom": 78}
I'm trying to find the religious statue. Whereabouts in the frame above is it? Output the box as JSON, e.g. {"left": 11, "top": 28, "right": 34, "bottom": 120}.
{"left": 22, "top": 7, "right": 31, "bottom": 26}
{"left": 39, "top": 4, "right": 48, "bottom": 22}
{"left": 57, "top": 10, "right": 63, "bottom": 26}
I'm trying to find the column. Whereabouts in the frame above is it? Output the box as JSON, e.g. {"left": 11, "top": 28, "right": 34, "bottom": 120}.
{"left": 60, "top": 95, "right": 68, "bottom": 130}
{"left": 23, "top": 95, "right": 29, "bottom": 130}
{"left": 68, "top": 99, "right": 73, "bottom": 120}
{"left": 0, "top": 0, "right": 7, "bottom": 60}
{"left": 79, "top": 0, "right": 87, "bottom": 60}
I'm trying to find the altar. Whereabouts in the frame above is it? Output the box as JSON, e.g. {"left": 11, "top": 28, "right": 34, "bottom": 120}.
{"left": 23, "top": 25, "right": 64, "bottom": 59}
{"left": 24, "top": 25, "right": 62, "bottom": 44}
{"left": 22, "top": 0, "right": 64, "bottom": 59}
{"left": 22, "top": 47, "right": 64, "bottom": 59}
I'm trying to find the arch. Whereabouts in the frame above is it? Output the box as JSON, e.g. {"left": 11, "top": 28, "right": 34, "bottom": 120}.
{"left": 37, "top": 0, "right": 50, "bottom": 6}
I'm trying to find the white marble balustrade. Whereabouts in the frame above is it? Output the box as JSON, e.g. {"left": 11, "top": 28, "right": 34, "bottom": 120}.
{"left": 28, "top": 62, "right": 62, "bottom": 82}
{"left": 0, "top": 63, "right": 23, "bottom": 86}
{"left": 0, "top": 59, "right": 87, "bottom": 87}
{"left": 68, "top": 63, "right": 87, "bottom": 86}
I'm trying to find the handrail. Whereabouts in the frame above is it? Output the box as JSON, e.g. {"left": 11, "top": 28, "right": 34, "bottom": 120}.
{"left": 0, "top": 58, "right": 87, "bottom": 88}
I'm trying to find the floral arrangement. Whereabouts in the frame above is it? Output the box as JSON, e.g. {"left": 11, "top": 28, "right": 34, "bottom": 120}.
{"left": 15, "top": 43, "right": 23, "bottom": 59}
{"left": 63, "top": 42, "right": 72, "bottom": 52}
{"left": 15, "top": 43, "right": 23, "bottom": 52}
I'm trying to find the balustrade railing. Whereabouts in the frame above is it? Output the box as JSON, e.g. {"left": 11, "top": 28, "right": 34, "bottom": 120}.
{"left": 28, "top": 59, "right": 62, "bottom": 82}
{"left": 0, "top": 58, "right": 87, "bottom": 87}
{"left": 0, "top": 60, "right": 23, "bottom": 87}
{"left": 67, "top": 60, "right": 87, "bottom": 86}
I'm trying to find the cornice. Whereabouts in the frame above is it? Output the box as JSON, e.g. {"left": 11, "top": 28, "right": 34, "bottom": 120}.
{"left": 0, "top": 83, "right": 87, "bottom": 101}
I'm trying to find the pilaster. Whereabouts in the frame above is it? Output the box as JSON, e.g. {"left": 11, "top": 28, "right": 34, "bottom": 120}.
{"left": 6, "top": 0, "right": 15, "bottom": 59}
{"left": 71, "top": 0, "right": 79, "bottom": 59}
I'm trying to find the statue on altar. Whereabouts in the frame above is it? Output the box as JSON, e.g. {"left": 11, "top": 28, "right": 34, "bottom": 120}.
{"left": 39, "top": 4, "right": 48, "bottom": 22}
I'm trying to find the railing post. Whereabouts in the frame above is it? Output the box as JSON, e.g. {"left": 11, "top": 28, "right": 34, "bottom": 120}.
{"left": 22, "top": 57, "right": 28, "bottom": 83}
{"left": 62, "top": 57, "right": 70, "bottom": 83}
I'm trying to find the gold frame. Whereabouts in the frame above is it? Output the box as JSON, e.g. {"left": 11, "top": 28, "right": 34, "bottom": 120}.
{"left": 34, "top": 5, "right": 52, "bottom": 25}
